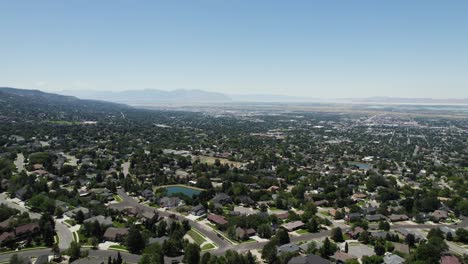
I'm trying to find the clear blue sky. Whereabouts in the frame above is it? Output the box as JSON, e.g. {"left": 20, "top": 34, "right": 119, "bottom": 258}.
{"left": 1, "top": 0, "right": 467, "bottom": 98}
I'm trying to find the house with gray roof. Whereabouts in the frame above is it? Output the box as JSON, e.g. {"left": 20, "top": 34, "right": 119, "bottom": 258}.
{"left": 277, "top": 243, "right": 301, "bottom": 255}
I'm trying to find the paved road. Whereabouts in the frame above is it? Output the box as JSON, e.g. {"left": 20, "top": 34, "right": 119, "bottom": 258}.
{"left": 0, "top": 249, "right": 141, "bottom": 263}
{"left": 55, "top": 221, "right": 74, "bottom": 250}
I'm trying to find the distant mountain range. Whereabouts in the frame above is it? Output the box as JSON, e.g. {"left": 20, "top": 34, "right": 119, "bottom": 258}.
{"left": 3, "top": 87, "right": 468, "bottom": 106}
{"left": 60, "top": 89, "right": 468, "bottom": 105}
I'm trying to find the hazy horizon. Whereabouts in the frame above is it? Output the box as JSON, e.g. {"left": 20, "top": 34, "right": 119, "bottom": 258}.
{"left": 1, "top": 1, "right": 467, "bottom": 99}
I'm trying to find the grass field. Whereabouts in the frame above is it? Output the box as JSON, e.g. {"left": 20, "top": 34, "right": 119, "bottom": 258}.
{"left": 188, "top": 229, "right": 207, "bottom": 245}
{"left": 192, "top": 155, "right": 245, "bottom": 168}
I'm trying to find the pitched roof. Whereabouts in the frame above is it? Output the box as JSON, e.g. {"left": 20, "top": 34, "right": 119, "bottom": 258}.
{"left": 288, "top": 254, "right": 329, "bottom": 264}
{"left": 207, "top": 214, "right": 228, "bottom": 225}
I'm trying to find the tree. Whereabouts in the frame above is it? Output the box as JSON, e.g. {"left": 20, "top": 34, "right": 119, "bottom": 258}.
{"left": 257, "top": 224, "right": 272, "bottom": 239}
{"left": 42, "top": 222, "right": 55, "bottom": 247}
{"left": 246, "top": 251, "right": 256, "bottom": 264}
{"left": 200, "top": 252, "right": 212, "bottom": 264}
{"left": 408, "top": 236, "right": 448, "bottom": 264}
{"left": 427, "top": 228, "right": 444, "bottom": 240}
{"left": 116, "top": 252, "right": 123, "bottom": 264}
{"left": 139, "top": 243, "right": 164, "bottom": 264}
{"left": 331, "top": 227, "right": 344, "bottom": 242}
{"left": 51, "top": 243, "right": 61, "bottom": 260}
{"left": 75, "top": 210, "right": 85, "bottom": 224}
{"left": 68, "top": 241, "right": 81, "bottom": 261}
{"left": 456, "top": 228, "right": 468, "bottom": 243}
{"left": 374, "top": 242, "right": 385, "bottom": 256}
{"left": 359, "top": 230, "right": 370, "bottom": 244}
{"left": 446, "top": 232, "right": 453, "bottom": 241}
{"left": 276, "top": 228, "right": 290, "bottom": 245}
{"left": 406, "top": 234, "right": 416, "bottom": 248}
{"left": 261, "top": 240, "right": 278, "bottom": 264}
{"left": 378, "top": 221, "right": 390, "bottom": 231}
{"left": 127, "top": 227, "right": 145, "bottom": 254}
{"left": 306, "top": 241, "right": 317, "bottom": 254}
{"left": 183, "top": 243, "right": 200, "bottom": 264}
{"left": 157, "top": 221, "right": 167, "bottom": 237}
{"left": 319, "top": 238, "right": 337, "bottom": 258}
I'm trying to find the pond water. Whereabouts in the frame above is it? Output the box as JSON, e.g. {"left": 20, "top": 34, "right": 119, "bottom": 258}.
{"left": 349, "top": 162, "right": 372, "bottom": 170}
{"left": 165, "top": 185, "right": 202, "bottom": 197}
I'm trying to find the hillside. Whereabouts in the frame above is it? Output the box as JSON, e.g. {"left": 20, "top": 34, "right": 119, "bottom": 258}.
{"left": 0, "top": 87, "right": 130, "bottom": 122}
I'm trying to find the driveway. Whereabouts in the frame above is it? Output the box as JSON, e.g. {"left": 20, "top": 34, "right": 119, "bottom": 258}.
{"left": 55, "top": 220, "right": 74, "bottom": 250}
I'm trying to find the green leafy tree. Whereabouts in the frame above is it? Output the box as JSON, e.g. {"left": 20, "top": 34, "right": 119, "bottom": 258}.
{"left": 319, "top": 238, "right": 337, "bottom": 258}
{"left": 276, "top": 228, "right": 290, "bottom": 245}
{"left": 139, "top": 243, "right": 164, "bottom": 264}
{"left": 261, "top": 240, "right": 277, "bottom": 264}
{"left": 331, "top": 227, "right": 344, "bottom": 242}
{"left": 183, "top": 243, "right": 200, "bottom": 264}
{"left": 127, "top": 227, "right": 145, "bottom": 254}
{"left": 68, "top": 241, "right": 81, "bottom": 262}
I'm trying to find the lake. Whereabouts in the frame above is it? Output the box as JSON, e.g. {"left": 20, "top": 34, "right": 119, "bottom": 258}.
{"left": 165, "top": 185, "right": 202, "bottom": 197}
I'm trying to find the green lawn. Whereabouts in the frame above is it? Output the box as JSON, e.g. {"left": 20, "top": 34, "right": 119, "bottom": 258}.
{"left": 109, "top": 245, "right": 128, "bottom": 252}
{"left": 113, "top": 195, "right": 123, "bottom": 202}
{"left": 188, "top": 229, "right": 207, "bottom": 245}
{"left": 73, "top": 232, "right": 79, "bottom": 242}
{"left": 296, "top": 229, "right": 310, "bottom": 234}
{"left": 201, "top": 243, "right": 216, "bottom": 251}
{"left": 113, "top": 221, "right": 126, "bottom": 228}
{"left": 64, "top": 219, "right": 76, "bottom": 226}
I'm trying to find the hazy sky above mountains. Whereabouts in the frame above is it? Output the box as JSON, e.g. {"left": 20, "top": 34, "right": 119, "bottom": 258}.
{"left": 1, "top": 1, "right": 467, "bottom": 98}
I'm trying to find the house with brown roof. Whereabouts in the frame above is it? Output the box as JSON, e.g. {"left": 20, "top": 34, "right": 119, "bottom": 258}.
{"left": 0, "top": 232, "right": 15, "bottom": 245}
{"left": 207, "top": 214, "right": 228, "bottom": 226}
{"left": 347, "top": 227, "right": 365, "bottom": 239}
{"left": 392, "top": 242, "right": 410, "bottom": 255}
{"left": 330, "top": 251, "right": 357, "bottom": 264}
{"left": 103, "top": 227, "right": 129, "bottom": 242}
{"left": 432, "top": 210, "right": 448, "bottom": 222}
{"left": 235, "top": 227, "right": 256, "bottom": 240}
{"left": 281, "top": 221, "right": 305, "bottom": 232}
{"left": 15, "top": 223, "right": 40, "bottom": 237}
{"left": 388, "top": 214, "right": 409, "bottom": 222}
{"left": 440, "top": 255, "right": 462, "bottom": 264}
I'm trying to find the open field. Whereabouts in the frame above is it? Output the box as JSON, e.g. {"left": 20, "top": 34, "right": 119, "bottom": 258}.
{"left": 192, "top": 155, "right": 246, "bottom": 168}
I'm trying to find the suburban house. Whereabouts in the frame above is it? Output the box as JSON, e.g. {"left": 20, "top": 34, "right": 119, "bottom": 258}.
{"left": 212, "top": 193, "right": 232, "bottom": 205}
{"left": 191, "top": 204, "right": 206, "bottom": 216}
{"left": 103, "top": 227, "right": 129, "bottom": 242}
{"left": 84, "top": 215, "right": 113, "bottom": 227}
{"left": 288, "top": 254, "right": 330, "bottom": 264}
{"left": 159, "top": 197, "right": 181, "bottom": 208}
{"left": 345, "top": 213, "right": 361, "bottom": 222}
{"left": 235, "top": 227, "right": 256, "bottom": 240}
{"left": 207, "top": 214, "right": 228, "bottom": 226}
{"left": 281, "top": 221, "right": 305, "bottom": 232}
{"left": 277, "top": 243, "right": 301, "bottom": 255}
{"left": 330, "top": 251, "right": 358, "bottom": 264}
{"left": 384, "top": 253, "right": 405, "bottom": 264}
{"left": 388, "top": 214, "right": 409, "bottom": 222}
{"left": 432, "top": 210, "right": 448, "bottom": 222}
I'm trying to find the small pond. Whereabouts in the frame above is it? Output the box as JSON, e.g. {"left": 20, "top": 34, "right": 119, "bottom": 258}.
{"left": 165, "top": 185, "right": 202, "bottom": 197}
